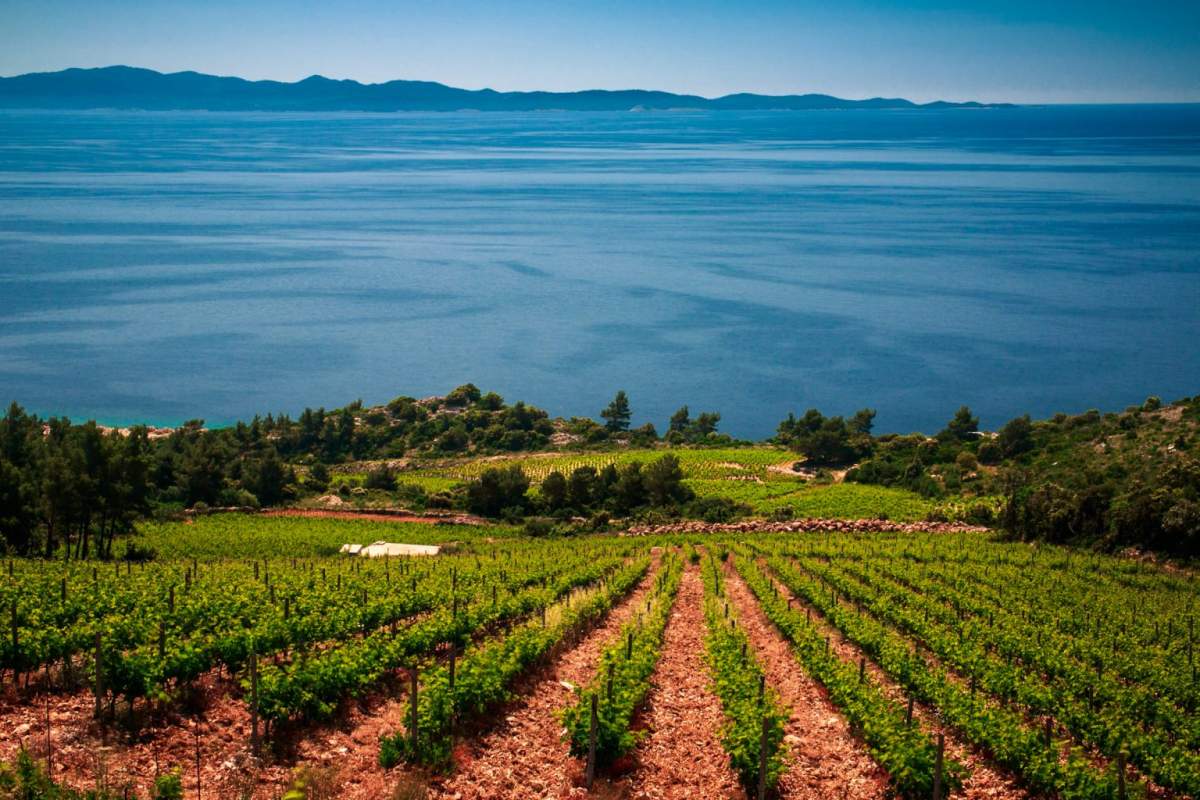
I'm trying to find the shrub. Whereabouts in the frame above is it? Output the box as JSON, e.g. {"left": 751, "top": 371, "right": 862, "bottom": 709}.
{"left": 122, "top": 541, "right": 158, "bottom": 562}
{"left": 364, "top": 467, "right": 397, "bottom": 491}
{"left": 965, "top": 502, "right": 995, "bottom": 525}
{"left": 280, "top": 765, "right": 341, "bottom": 800}
{"left": 444, "top": 383, "right": 482, "bottom": 407}
{"left": 684, "top": 496, "right": 750, "bottom": 523}
{"left": 977, "top": 440, "right": 1002, "bottom": 465}
{"left": 306, "top": 463, "right": 330, "bottom": 493}
{"left": 425, "top": 491, "right": 454, "bottom": 510}
{"left": 522, "top": 517, "right": 557, "bottom": 537}
{"left": 153, "top": 770, "right": 184, "bottom": 800}
{"left": 436, "top": 426, "right": 469, "bottom": 452}
{"left": 233, "top": 489, "right": 261, "bottom": 509}
{"left": 466, "top": 465, "right": 530, "bottom": 517}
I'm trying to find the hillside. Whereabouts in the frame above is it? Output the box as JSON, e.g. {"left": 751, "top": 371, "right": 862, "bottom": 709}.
{"left": 1, "top": 385, "right": 1196, "bottom": 559}
{"left": 842, "top": 396, "right": 1200, "bottom": 556}
{"left": 0, "top": 66, "right": 1010, "bottom": 112}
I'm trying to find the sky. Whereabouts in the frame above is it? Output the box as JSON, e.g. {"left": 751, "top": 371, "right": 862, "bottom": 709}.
{"left": 1, "top": 0, "right": 1198, "bottom": 103}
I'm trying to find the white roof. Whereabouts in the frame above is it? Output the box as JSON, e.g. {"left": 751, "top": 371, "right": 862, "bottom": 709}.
{"left": 355, "top": 544, "right": 441, "bottom": 556}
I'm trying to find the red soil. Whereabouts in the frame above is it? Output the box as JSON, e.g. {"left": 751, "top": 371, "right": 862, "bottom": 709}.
{"left": 0, "top": 665, "right": 428, "bottom": 798}
{"left": 614, "top": 564, "right": 744, "bottom": 800}
{"left": 425, "top": 559, "right": 663, "bottom": 799}
{"left": 720, "top": 561, "right": 890, "bottom": 799}
{"left": 0, "top": 672, "right": 292, "bottom": 799}
{"left": 752, "top": 556, "right": 1033, "bottom": 800}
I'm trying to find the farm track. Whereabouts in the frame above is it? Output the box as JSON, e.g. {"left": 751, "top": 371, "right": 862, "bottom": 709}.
{"left": 756, "top": 557, "right": 1034, "bottom": 800}
{"left": 426, "top": 555, "right": 664, "bottom": 799}
{"left": 615, "top": 563, "right": 743, "bottom": 800}
{"left": 262, "top": 508, "right": 485, "bottom": 525}
{"left": 719, "top": 559, "right": 889, "bottom": 799}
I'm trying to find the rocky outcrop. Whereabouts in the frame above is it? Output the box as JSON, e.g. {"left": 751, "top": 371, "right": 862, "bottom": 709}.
{"left": 622, "top": 518, "right": 989, "bottom": 536}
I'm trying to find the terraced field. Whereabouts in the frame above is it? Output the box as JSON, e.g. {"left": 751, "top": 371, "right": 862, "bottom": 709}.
{"left": 2, "top": 514, "right": 1194, "bottom": 799}
{"left": 380, "top": 447, "right": 947, "bottom": 521}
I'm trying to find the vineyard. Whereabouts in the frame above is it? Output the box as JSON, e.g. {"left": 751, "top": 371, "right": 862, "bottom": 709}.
{"left": 133, "top": 515, "right": 514, "bottom": 560}
{"left": 0, "top": 515, "right": 1196, "bottom": 799}
{"left": 362, "top": 447, "right": 948, "bottom": 521}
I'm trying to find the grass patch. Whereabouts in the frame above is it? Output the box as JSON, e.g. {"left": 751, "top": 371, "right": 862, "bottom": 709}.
{"left": 135, "top": 514, "right": 517, "bottom": 559}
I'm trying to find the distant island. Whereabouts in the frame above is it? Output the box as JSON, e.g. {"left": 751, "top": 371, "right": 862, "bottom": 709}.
{"left": 0, "top": 66, "right": 1012, "bottom": 112}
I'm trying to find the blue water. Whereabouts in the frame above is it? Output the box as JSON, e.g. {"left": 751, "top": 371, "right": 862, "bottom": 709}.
{"left": 0, "top": 106, "right": 1198, "bottom": 438}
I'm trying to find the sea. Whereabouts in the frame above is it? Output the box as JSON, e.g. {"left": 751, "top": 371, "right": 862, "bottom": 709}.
{"left": 0, "top": 106, "right": 1197, "bottom": 438}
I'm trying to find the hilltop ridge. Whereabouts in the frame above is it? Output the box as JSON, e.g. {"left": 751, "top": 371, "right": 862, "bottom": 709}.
{"left": 0, "top": 66, "right": 1012, "bottom": 112}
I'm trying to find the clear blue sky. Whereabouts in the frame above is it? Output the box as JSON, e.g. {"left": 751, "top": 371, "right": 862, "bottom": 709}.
{"left": 2, "top": 0, "right": 1198, "bottom": 103}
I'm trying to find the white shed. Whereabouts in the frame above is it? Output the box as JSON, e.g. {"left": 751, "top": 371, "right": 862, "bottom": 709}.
{"left": 343, "top": 541, "right": 441, "bottom": 558}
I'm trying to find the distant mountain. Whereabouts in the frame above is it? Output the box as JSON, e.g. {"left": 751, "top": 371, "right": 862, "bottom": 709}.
{"left": 0, "top": 66, "right": 1010, "bottom": 112}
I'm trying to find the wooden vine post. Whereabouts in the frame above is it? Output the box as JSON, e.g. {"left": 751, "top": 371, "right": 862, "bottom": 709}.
{"left": 10, "top": 602, "right": 17, "bottom": 687}
{"left": 585, "top": 693, "right": 598, "bottom": 790}
{"left": 93, "top": 632, "right": 103, "bottom": 720}
{"left": 194, "top": 720, "right": 202, "bottom": 800}
{"left": 250, "top": 648, "right": 260, "bottom": 756}
{"left": 932, "top": 733, "right": 945, "bottom": 800}
{"left": 756, "top": 714, "right": 769, "bottom": 800}
{"left": 409, "top": 665, "right": 419, "bottom": 751}
{"left": 44, "top": 690, "right": 52, "bottom": 774}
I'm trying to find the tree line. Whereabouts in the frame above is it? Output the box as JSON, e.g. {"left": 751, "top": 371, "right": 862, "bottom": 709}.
{"left": 3, "top": 385, "right": 1195, "bottom": 558}
{"left": 0, "top": 386, "right": 732, "bottom": 555}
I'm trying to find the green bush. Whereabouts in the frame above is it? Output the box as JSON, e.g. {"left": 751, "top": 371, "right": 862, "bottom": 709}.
{"left": 364, "top": 467, "right": 397, "bottom": 491}
{"left": 152, "top": 771, "right": 183, "bottom": 800}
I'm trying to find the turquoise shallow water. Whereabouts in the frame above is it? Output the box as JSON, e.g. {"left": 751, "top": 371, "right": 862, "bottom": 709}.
{"left": 0, "top": 106, "right": 1197, "bottom": 437}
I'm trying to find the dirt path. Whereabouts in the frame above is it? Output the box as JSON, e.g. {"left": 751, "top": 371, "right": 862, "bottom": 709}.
{"left": 271, "top": 678, "right": 419, "bottom": 800}
{"left": 756, "top": 558, "right": 1033, "bottom": 800}
{"left": 426, "top": 559, "right": 663, "bottom": 800}
{"left": 721, "top": 558, "right": 889, "bottom": 799}
{"left": 616, "top": 564, "right": 743, "bottom": 800}
{"left": 262, "top": 508, "right": 483, "bottom": 525}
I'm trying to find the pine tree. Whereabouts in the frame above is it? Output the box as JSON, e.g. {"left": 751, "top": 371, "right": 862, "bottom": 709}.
{"left": 600, "top": 390, "right": 632, "bottom": 432}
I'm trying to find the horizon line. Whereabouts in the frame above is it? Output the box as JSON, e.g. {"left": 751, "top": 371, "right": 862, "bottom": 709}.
{"left": 8, "top": 64, "right": 1198, "bottom": 107}
{"left": 4, "top": 64, "right": 1200, "bottom": 107}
